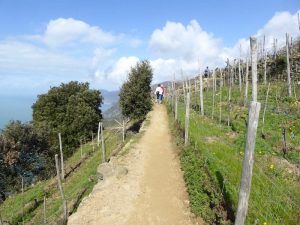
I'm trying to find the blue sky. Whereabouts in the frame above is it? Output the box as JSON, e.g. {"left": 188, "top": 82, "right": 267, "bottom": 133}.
{"left": 0, "top": 0, "right": 299, "bottom": 127}
{"left": 0, "top": 1, "right": 298, "bottom": 45}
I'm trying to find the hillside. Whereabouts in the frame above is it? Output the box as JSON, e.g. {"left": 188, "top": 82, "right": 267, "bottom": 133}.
{"left": 0, "top": 126, "right": 134, "bottom": 224}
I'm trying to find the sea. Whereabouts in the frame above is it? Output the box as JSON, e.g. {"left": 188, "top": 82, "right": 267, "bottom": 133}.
{"left": 0, "top": 95, "right": 115, "bottom": 130}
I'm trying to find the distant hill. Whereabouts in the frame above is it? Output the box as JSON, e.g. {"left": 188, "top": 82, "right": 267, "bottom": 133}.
{"left": 103, "top": 102, "right": 122, "bottom": 120}
{"left": 100, "top": 89, "right": 119, "bottom": 112}
{"left": 151, "top": 81, "right": 172, "bottom": 90}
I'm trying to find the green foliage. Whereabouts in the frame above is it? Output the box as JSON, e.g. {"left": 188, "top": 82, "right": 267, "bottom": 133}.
{"left": 0, "top": 128, "right": 125, "bottom": 224}
{"left": 32, "top": 81, "right": 103, "bottom": 156}
{"left": 119, "top": 60, "right": 153, "bottom": 120}
{"left": 269, "top": 55, "right": 286, "bottom": 79}
{"left": 0, "top": 121, "right": 51, "bottom": 196}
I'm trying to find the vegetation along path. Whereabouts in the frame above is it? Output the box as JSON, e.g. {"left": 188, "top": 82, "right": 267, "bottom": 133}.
{"left": 68, "top": 104, "right": 202, "bottom": 225}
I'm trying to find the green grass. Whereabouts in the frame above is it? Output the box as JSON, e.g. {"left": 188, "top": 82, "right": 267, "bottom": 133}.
{"left": 167, "top": 81, "right": 300, "bottom": 225}
{"left": 0, "top": 128, "right": 129, "bottom": 225}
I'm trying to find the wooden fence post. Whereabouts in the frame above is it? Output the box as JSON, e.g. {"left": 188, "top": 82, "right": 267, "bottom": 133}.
{"left": 219, "top": 74, "right": 222, "bottom": 124}
{"left": 263, "top": 35, "right": 267, "bottom": 86}
{"left": 97, "top": 122, "right": 101, "bottom": 147}
{"left": 92, "top": 133, "right": 95, "bottom": 152}
{"left": 185, "top": 92, "right": 190, "bottom": 146}
{"left": 298, "top": 12, "right": 300, "bottom": 30}
{"left": 122, "top": 120, "right": 125, "bottom": 143}
{"left": 244, "top": 58, "right": 249, "bottom": 106}
{"left": 43, "top": 196, "right": 46, "bottom": 225}
{"left": 175, "top": 90, "right": 178, "bottom": 121}
{"left": 100, "top": 122, "right": 106, "bottom": 163}
{"left": 194, "top": 79, "right": 198, "bottom": 106}
{"left": 21, "top": 177, "right": 24, "bottom": 225}
{"left": 250, "top": 37, "right": 258, "bottom": 101}
{"left": 212, "top": 69, "right": 215, "bottom": 119}
{"left": 282, "top": 128, "right": 288, "bottom": 155}
{"left": 235, "top": 101, "right": 261, "bottom": 225}
{"left": 228, "top": 67, "right": 232, "bottom": 127}
{"left": 55, "top": 154, "right": 68, "bottom": 223}
{"left": 58, "top": 133, "right": 65, "bottom": 180}
{"left": 239, "top": 44, "right": 242, "bottom": 92}
{"left": 262, "top": 83, "right": 270, "bottom": 133}
{"left": 199, "top": 74, "right": 204, "bottom": 116}
{"left": 80, "top": 139, "right": 83, "bottom": 158}
{"left": 286, "top": 33, "right": 292, "bottom": 97}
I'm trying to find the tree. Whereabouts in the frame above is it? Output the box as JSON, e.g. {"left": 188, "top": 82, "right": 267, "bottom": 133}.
{"left": 0, "top": 121, "right": 51, "bottom": 195}
{"left": 32, "top": 81, "right": 103, "bottom": 155}
{"left": 119, "top": 60, "right": 153, "bottom": 120}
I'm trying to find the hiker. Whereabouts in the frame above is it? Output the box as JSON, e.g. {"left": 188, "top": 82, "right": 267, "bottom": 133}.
{"left": 204, "top": 66, "right": 209, "bottom": 78}
{"left": 155, "top": 84, "right": 161, "bottom": 103}
{"left": 161, "top": 84, "right": 165, "bottom": 102}
{"left": 154, "top": 84, "right": 163, "bottom": 104}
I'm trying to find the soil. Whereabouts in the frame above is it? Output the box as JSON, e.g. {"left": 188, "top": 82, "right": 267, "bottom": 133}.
{"left": 68, "top": 104, "right": 203, "bottom": 225}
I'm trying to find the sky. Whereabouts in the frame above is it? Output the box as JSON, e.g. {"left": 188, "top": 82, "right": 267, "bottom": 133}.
{"left": 0, "top": 0, "right": 299, "bottom": 127}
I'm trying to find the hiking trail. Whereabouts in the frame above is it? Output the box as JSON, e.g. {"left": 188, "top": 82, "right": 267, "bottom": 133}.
{"left": 68, "top": 104, "right": 203, "bottom": 225}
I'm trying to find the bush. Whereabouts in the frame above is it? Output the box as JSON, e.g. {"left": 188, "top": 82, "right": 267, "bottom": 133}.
{"left": 0, "top": 121, "right": 51, "bottom": 195}
{"left": 32, "top": 81, "right": 103, "bottom": 156}
{"left": 119, "top": 60, "right": 153, "bottom": 120}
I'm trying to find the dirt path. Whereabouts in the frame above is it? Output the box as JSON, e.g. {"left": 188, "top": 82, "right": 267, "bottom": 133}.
{"left": 68, "top": 104, "right": 202, "bottom": 225}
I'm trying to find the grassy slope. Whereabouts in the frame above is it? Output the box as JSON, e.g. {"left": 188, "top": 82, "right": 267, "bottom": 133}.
{"left": 168, "top": 82, "right": 300, "bottom": 225}
{"left": 0, "top": 129, "right": 126, "bottom": 224}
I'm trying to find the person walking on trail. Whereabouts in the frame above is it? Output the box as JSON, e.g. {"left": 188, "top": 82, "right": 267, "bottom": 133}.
{"left": 154, "top": 84, "right": 163, "bottom": 104}
{"left": 204, "top": 66, "right": 209, "bottom": 78}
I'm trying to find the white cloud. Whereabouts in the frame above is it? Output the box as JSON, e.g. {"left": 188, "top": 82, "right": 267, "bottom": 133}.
{"left": 227, "top": 10, "right": 300, "bottom": 59}
{"left": 38, "top": 18, "right": 119, "bottom": 48}
{"left": 93, "top": 56, "right": 139, "bottom": 90}
{"left": 149, "top": 20, "right": 224, "bottom": 64}
{"left": 1, "top": 10, "right": 300, "bottom": 95}
{"left": 150, "top": 58, "right": 199, "bottom": 82}
{"left": 91, "top": 47, "right": 116, "bottom": 68}
{"left": 128, "top": 38, "right": 143, "bottom": 48}
{"left": 0, "top": 40, "right": 89, "bottom": 95}
{"left": 0, "top": 40, "right": 88, "bottom": 73}
{"left": 0, "top": 17, "right": 145, "bottom": 94}
{"left": 148, "top": 20, "right": 228, "bottom": 82}
{"left": 256, "top": 10, "right": 300, "bottom": 50}
{"left": 148, "top": 10, "right": 300, "bottom": 84}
